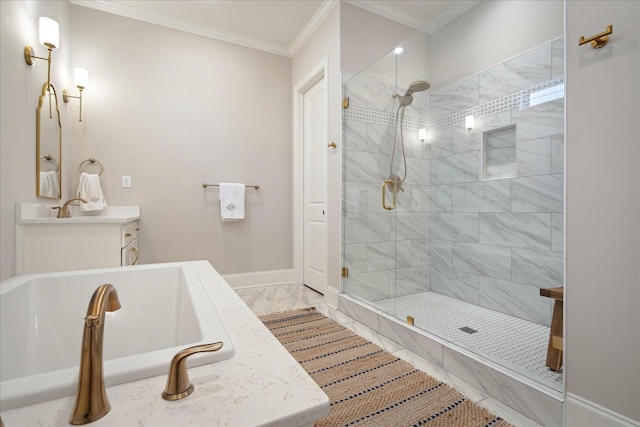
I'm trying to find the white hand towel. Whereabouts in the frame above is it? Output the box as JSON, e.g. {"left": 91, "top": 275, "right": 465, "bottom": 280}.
{"left": 219, "top": 183, "right": 245, "bottom": 221}
{"left": 76, "top": 172, "right": 107, "bottom": 212}
{"left": 39, "top": 171, "right": 59, "bottom": 198}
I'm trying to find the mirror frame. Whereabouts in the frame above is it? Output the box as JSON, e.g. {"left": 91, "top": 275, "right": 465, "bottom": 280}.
{"left": 36, "top": 82, "right": 62, "bottom": 199}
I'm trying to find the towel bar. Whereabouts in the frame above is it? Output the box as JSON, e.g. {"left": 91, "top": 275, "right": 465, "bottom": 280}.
{"left": 202, "top": 183, "right": 260, "bottom": 190}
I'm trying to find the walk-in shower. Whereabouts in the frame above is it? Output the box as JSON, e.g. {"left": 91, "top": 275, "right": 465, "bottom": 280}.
{"left": 341, "top": 5, "right": 565, "bottom": 420}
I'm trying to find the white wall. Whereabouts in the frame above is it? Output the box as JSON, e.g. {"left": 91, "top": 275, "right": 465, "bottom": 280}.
{"left": 0, "top": 0, "right": 71, "bottom": 281}
{"left": 565, "top": 0, "right": 640, "bottom": 423}
{"left": 63, "top": 6, "right": 293, "bottom": 275}
{"left": 427, "top": 0, "right": 564, "bottom": 89}
{"left": 339, "top": 2, "right": 415, "bottom": 76}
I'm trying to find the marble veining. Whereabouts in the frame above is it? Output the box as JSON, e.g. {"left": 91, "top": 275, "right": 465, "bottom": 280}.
{"left": 478, "top": 276, "right": 552, "bottom": 326}
{"left": 511, "top": 248, "right": 564, "bottom": 287}
{"left": 430, "top": 266, "right": 479, "bottom": 304}
{"left": 430, "top": 239, "right": 453, "bottom": 268}
{"left": 479, "top": 213, "right": 551, "bottom": 249}
{"left": 452, "top": 242, "right": 512, "bottom": 280}
{"left": 431, "top": 213, "right": 479, "bottom": 243}
{"left": 478, "top": 44, "right": 552, "bottom": 104}
{"left": 511, "top": 174, "right": 564, "bottom": 213}
{"left": 432, "top": 151, "right": 480, "bottom": 185}
{"left": 517, "top": 137, "right": 552, "bottom": 177}
{"left": 451, "top": 180, "right": 511, "bottom": 213}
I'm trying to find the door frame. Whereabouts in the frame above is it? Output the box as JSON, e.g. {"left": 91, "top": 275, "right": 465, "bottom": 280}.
{"left": 293, "top": 57, "right": 328, "bottom": 287}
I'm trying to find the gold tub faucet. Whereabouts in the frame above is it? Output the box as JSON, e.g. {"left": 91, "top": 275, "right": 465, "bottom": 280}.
{"left": 52, "top": 197, "right": 87, "bottom": 218}
{"left": 70, "top": 284, "right": 121, "bottom": 425}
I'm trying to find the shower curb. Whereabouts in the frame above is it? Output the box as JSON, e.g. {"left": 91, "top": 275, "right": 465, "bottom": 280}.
{"left": 337, "top": 294, "right": 564, "bottom": 426}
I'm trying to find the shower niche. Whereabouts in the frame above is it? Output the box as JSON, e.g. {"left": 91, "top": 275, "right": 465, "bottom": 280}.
{"left": 481, "top": 125, "right": 517, "bottom": 180}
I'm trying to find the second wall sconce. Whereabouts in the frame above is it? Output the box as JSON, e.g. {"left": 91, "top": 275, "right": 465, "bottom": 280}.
{"left": 465, "top": 115, "right": 475, "bottom": 130}
{"left": 64, "top": 68, "right": 88, "bottom": 121}
{"left": 418, "top": 128, "right": 427, "bottom": 143}
{"left": 24, "top": 17, "right": 59, "bottom": 91}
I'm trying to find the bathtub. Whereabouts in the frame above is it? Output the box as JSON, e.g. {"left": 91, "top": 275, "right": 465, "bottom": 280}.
{"left": 0, "top": 262, "right": 235, "bottom": 411}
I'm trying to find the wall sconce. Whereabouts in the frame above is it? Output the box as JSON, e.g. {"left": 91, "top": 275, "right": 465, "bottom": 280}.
{"left": 24, "top": 17, "right": 59, "bottom": 90}
{"left": 418, "top": 128, "right": 427, "bottom": 143}
{"left": 465, "top": 115, "right": 475, "bottom": 130}
{"left": 64, "top": 68, "right": 88, "bottom": 121}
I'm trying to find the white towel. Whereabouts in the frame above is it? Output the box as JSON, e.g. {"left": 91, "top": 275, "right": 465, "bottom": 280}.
{"left": 76, "top": 172, "right": 107, "bottom": 212}
{"left": 219, "top": 183, "right": 245, "bottom": 221}
{"left": 39, "top": 170, "right": 59, "bottom": 198}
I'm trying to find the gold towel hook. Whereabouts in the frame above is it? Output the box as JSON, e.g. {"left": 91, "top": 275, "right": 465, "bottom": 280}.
{"left": 579, "top": 25, "right": 613, "bottom": 49}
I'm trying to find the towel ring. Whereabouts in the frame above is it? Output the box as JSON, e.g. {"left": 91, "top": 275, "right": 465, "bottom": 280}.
{"left": 40, "top": 155, "right": 60, "bottom": 172}
{"left": 79, "top": 158, "right": 104, "bottom": 176}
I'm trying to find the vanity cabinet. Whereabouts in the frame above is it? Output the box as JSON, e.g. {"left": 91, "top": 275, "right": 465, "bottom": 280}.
{"left": 15, "top": 204, "right": 141, "bottom": 275}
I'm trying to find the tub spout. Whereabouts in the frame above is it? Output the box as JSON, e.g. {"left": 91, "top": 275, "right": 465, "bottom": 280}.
{"left": 70, "top": 284, "right": 121, "bottom": 425}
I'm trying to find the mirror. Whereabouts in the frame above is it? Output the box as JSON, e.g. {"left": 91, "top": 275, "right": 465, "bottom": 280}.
{"left": 36, "top": 82, "right": 62, "bottom": 199}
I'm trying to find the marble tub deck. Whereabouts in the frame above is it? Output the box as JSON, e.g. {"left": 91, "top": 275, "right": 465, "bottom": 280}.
{"left": 0, "top": 263, "right": 329, "bottom": 427}
{"left": 237, "top": 284, "right": 548, "bottom": 427}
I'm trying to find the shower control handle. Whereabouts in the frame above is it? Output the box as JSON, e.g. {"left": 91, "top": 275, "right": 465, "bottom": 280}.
{"left": 382, "top": 180, "right": 397, "bottom": 211}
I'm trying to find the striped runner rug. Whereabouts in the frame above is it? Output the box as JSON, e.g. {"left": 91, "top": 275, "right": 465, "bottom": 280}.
{"left": 260, "top": 307, "right": 512, "bottom": 427}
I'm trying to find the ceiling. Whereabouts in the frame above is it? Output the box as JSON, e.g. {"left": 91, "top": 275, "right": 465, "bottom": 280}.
{"left": 70, "top": 0, "right": 479, "bottom": 57}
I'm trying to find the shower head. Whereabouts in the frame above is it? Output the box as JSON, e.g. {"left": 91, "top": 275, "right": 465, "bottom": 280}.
{"left": 396, "top": 80, "right": 430, "bottom": 107}
{"left": 404, "top": 80, "right": 430, "bottom": 96}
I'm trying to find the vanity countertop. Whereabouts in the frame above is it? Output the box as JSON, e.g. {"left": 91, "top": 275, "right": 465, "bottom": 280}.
{"left": 0, "top": 261, "right": 330, "bottom": 426}
{"left": 16, "top": 203, "right": 140, "bottom": 224}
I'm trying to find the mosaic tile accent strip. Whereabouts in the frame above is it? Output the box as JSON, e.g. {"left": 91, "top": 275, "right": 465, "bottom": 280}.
{"left": 373, "top": 291, "right": 563, "bottom": 391}
{"left": 343, "top": 76, "right": 565, "bottom": 133}
{"left": 342, "top": 105, "right": 428, "bottom": 130}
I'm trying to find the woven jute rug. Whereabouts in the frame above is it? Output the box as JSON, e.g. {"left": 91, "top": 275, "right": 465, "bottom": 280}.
{"left": 260, "top": 307, "right": 512, "bottom": 427}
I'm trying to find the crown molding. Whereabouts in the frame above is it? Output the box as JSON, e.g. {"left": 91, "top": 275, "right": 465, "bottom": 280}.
{"left": 69, "top": 0, "right": 291, "bottom": 57}
{"left": 289, "top": 1, "right": 339, "bottom": 56}
{"left": 344, "top": 0, "right": 481, "bottom": 35}
{"left": 425, "top": 1, "right": 481, "bottom": 34}
{"left": 343, "top": 0, "right": 425, "bottom": 31}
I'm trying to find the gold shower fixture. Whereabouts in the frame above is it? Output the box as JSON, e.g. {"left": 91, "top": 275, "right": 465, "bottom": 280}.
{"left": 64, "top": 68, "right": 89, "bottom": 121}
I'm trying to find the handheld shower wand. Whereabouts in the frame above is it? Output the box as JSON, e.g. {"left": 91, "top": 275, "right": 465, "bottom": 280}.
{"left": 383, "top": 81, "right": 430, "bottom": 210}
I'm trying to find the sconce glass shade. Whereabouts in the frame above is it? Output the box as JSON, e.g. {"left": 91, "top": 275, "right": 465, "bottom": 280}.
{"left": 38, "top": 17, "right": 59, "bottom": 49}
{"left": 394, "top": 47, "right": 404, "bottom": 55}
{"left": 465, "top": 115, "right": 475, "bottom": 130}
{"left": 418, "top": 128, "right": 427, "bottom": 141}
{"left": 74, "top": 67, "right": 88, "bottom": 89}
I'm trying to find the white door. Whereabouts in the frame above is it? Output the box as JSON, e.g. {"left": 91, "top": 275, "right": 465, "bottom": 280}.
{"left": 303, "top": 77, "right": 327, "bottom": 295}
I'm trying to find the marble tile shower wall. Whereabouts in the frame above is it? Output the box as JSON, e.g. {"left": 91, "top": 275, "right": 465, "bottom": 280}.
{"left": 342, "top": 75, "right": 431, "bottom": 304}
{"left": 343, "top": 39, "right": 565, "bottom": 327}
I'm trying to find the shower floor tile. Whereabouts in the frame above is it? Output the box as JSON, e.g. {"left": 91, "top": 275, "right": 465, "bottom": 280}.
{"left": 372, "top": 292, "right": 563, "bottom": 390}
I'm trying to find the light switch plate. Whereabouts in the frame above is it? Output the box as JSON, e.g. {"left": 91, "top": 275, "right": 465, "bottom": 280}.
{"left": 122, "top": 176, "right": 131, "bottom": 188}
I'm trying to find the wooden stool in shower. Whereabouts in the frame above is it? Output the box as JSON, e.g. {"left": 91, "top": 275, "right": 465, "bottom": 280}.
{"left": 540, "top": 286, "right": 563, "bottom": 371}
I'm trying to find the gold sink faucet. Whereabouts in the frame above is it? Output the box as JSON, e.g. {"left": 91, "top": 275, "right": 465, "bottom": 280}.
{"left": 52, "top": 197, "right": 87, "bottom": 218}
{"left": 70, "top": 284, "right": 121, "bottom": 425}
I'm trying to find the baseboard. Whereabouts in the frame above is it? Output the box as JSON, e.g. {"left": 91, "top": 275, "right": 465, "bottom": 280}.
{"left": 222, "top": 269, "right": 293, "bottom": 289}
{"left": 566, "top": 393, "right": 640, "bottom": 427}
{"left": 324, "top": 286, "right": 339, "bottom": 308}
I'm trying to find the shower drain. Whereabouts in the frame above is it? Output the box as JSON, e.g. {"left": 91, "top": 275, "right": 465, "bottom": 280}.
{"left": 459, "top": 326, "right": 478, "bottom": 334}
